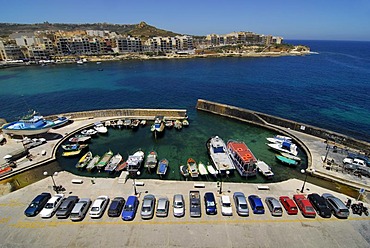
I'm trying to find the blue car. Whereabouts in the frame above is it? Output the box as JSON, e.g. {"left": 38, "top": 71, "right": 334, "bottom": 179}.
{"left": 248, "top": 195, "right": 265, "bottom": 214}
{"left": 121, "top": 196, "right": 139, "bottom": 221}
{"left": 204, "top": 192, "right": 217, "bottom": 215}
{"left": 24, "top": 192, "right": 51, "bottom": 217}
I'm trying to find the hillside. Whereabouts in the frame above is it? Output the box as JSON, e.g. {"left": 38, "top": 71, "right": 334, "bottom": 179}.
{"left": 0, "top": 21, "right": 181, "bottom": 38}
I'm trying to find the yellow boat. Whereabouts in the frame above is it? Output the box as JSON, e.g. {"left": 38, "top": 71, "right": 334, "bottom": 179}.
{"left": 62, "top": 149, "right": 84, "bottom": 157}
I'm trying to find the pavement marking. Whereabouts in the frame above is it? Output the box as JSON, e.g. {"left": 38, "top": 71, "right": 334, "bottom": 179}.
{"left": 8, "top": 216, "right": 370, "bottom": 229}
{"left": 0, "top": 217, "right": 10, "bottom": 224}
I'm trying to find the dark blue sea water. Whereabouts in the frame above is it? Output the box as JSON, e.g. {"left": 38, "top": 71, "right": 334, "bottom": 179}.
{"left": 1, "top": 40, "right": 369, "bottom": 142}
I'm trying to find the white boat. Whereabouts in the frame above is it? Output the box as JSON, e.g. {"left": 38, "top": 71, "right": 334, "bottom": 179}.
{"left": 117, "top": 119, "right": 123, "bottom": 129}
{"left": 187, "top": 158, "right": 199, "bottom": 178}
{"left": 152, "top": 116, "right": 165, "bottom": 132}
{"left": 256, "top": 160, "right": 274, "bottom": 179}
{"left": 81, "top": 129, "right": 98, "bottom": 136}
{"left": 227, "top": 140, "right": 257, "bottom": 178}
{"left": 104, "top": 120, "right": 111, "bottom": 127}
{"left": 144, "top": 151, "right": 158, "bottom": 170}
{"left": 280, "top": 152, "right": 301, "bottom": 161}
{"left": 267, "top": 141, "right": 298, "bottom": 156}
{"left": 180, "top": 165, "right": 189, "bottom": 177}
{"left": 1, "top": 114, "right": 55, "bottom": 136}
{"left": 182, "top": 119, "right": 189, "bottom": 127}
{"left": 198, "top": 162, "right": 208, "bottom": 176}
{"left": 52, "top": 116, "right": 70, "bottom": 128}
{"left": 123, "top": 119, "right": 131, "bottom": 128}
{"left": 140, "top": 120, "right": 147, "bottom": 126}
{"left": 174, "top": 120, "right": 182, "bottom": 130}
{"left": 130, "top": 119, "right": 140, "bottom": 129}
{"left": 206, "top": 163, "right": 218, "bottom": 177}
{"left": 165, "top": 120, "right": 173, "bottom": 128}
{"left": 105, "top": 153, "right": 123, "bottom": 172}
{"left": 68, "top": 136, "right": 91, "bottom": 143}
{"left": 206, "top": 136, "right": 235, "bottom": 174}
{"left": 127, "top": 150, "right": 145, "bottom": 175}
{"left": 266, "top": 135, "right": 292, "bottom": 144}
{"left": 94, "top": 122, "right": 108, "bottom": 134}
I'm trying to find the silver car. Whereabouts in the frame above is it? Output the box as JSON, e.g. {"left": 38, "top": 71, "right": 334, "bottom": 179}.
{"left": 173, "top": 194, "right": 185, "bottom": 217}
{"left": 141, "top": 194, "right": 156, "bottom": 219}
{"left": 322, "top": 193, "right": 349, "bottom": 219}
{"left": 156, "top": 197, "right": 169, "bottom": 217}
{"left": 70, "top": 198, "right": 92, "bottom": 221}
{"left": 233, "top": 192, "right": 249, "bottom": 216}
{"left": 265, "top": 197, "right": 283, "bottom": 217}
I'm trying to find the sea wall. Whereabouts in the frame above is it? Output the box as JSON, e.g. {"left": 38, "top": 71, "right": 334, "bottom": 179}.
{"left": 196, "top": 99, "right": 370, "bottom": 153}
{"left": 46, "top": 108, "right": 188, "bottom": 121}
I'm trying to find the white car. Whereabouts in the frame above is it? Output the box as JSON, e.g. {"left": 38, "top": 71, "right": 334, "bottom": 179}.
{"left": 39, "top": 194, "right": 64, "bottom": 218}
{"left": 89, "top": 195, "right": 109, "bottom": 218}
{"left": 220, "top": 195, "right": 233, "bottom": 216}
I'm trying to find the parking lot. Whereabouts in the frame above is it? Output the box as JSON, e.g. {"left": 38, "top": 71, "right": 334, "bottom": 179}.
{"left": 1, "top": 171, "right": 369, "bottom": 247}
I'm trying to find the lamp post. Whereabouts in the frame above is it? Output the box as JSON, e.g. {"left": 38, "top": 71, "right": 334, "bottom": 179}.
{"left": 300, "top": 169, "right": 315, "bottom": 193}
{"left": 133, "top": 171, "right": 141, "bottom": 195}
{"left": 44, "top": 171, "right": 58, "bottom": 193}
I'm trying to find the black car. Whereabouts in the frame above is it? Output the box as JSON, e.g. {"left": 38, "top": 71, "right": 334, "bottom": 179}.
{"left": 56, "top": 196, "right": 79, "bottom": 219}
{"left": 24, "top": 192, "right": 51, "bottom": 217}
{"left": 108, "top": 197, "right": 125, "bottom": 217}
{"left": 204, "top": 192, "right": 217, "bottom": 215}
{"left": 307, "top": 193, "right": 332, "bottom": 218}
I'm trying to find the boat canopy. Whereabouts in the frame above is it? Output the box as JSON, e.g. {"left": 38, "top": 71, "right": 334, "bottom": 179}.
{"left": 228, "top": 142, "right": 257, "bottom": 163}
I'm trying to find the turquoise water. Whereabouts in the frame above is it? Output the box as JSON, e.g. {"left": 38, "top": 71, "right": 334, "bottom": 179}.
{"left": 57, "top": 111, "right": 307, "bottom": 182}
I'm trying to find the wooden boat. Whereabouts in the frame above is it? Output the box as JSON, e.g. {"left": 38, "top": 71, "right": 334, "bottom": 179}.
{"left": 256, "top": 160, "right": 274, "bottom": 179}
{"left": 206, "top": 163, "right": 218, "bottom": 178}
{"left": 68, "top": 136, "right": 91, "bottom": 143}
{"left": 165, "top": 120, "right": 173, "bottom": 128}
{"left": 117, "top": 119, "right": 123, "bottom": 129}
{"left": 105, "top": 153, "right": 122, "bottom": 172}
{"left": 280, "top": 152, "right": 301, "bottom": 161}
{"left": 86, "top": 155, "right": 100, "bottom": 171}
{"left": 276, "top": 155, "right": 298, "bottom": 166}
{"left": 96, "top": 150, "right": 113, "bottom": 171}
{"left": 105, "top": 120, "right": 111, "bottom": 127}
{"left": 144, "top": 151, "right": 158, "bottom": 170}
{"left": 75, "top": 151, "right": 93, "bottom": 170}
{"left": 227, "top": 140, "right": 256, "bottom": 177}
{"left": 198, "top": 162, "right": 208, "bottom": 176}
{"left": 174, "top": 120, "right": 182, "bottom": 130}
{"left": 62, "top": 149, "right": 85, "bottom": 157}
{"left": 115, "top": 160, "right": 128, "bottom": 172}
{"left": 140, "top": 120, "right": 147, "bottom": 126}
{"left": 123, "top": 118, "right": 131, "bottom": 128}
{"left": 157, "top": 159, "right": 169, "bottom": 176}
{"left": 110, "top": 120, "right": 117, "bottom": 128}
{"left": 180, "top": 165, "right": 189, "bottom": 177}
{"left": 130, "top": 119, "right": 140, "bottom": 129}
{"left": 62, "top": 143, "right": 88, "bottom": 151}
{"left": 187, "top": 158, "right": 199, "bottom": 178}
{"left": 182, "top": 119, "right": 189, "bottom": 127}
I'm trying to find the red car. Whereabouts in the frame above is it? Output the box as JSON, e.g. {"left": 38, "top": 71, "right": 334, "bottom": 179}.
{"left": 279, "top": 196, "right": 298, "bottom": 215}
{"left": 293, "top": 194, "right": 316, "bottom": 218}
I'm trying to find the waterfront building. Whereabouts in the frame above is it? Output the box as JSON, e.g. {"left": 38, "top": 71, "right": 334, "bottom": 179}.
{"left": 117, "top": 36, "right": 142, "bottom": 53}
{"left": 205, "top": 31, "right": 283, "bottom": 47}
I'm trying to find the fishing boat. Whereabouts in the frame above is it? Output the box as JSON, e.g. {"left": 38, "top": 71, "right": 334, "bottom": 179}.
{"left": 182, "top": 119, "right": 189, "bottom": 127}
{"left": 206, "top": 136, "right": 235, "bottom": 175}
{"left": 256, "top": 160, "right": 274, "bottom": 179}
{"left": 1, "top": 113, "right": 56, "bottom": 136}
{"left": 180, "top": 165, "right": 189, "bottom": 177}
{"left": 81, "top": 129, "right": 98, "bottom": 136}
{"left": 267, "top": 141, "right": 298, "bottom": 156}
{"left": 68, "top": 136, "right": 91, "bottom": 143}
{"left": 117, "top": 119, "right": 123, "bottom": 129}
{"left": 151, "top": 116, "right": 165, "bottom": 135}
{"left": 105, "top": 120, "right": 111, "bottom": 127}
{"left": 123, "top": 119, "right": 131, "bottom": 128}
{"left": 266, "top": 135, "right": 292, "bottom": 144}
{"left": 227, "top": 140, "right": 257, "bottom": 177}
{"left": 96, "top": 150, "right": 113, "bottom": 171}
{"left": 115, "top": 160, "right": 128, "bottom": 172}
{"left": 198, "top": 162, "right": 208, "bottom": 176}
{"left": 62, "top": 149, "right": 85, "bottom": 157}
{"left": 174, "top": 120, "right": 182, "bottom": 130}
{"left": 52, "top": 116, "right": 70, "bottom": 128}
{"left": 144, "top": 151, "right": 158, "bottom": 171}
{"left": 165, "top": 120, "right": 173, "bottom": 128}
{"left": 126, "top": 150, "right": 145, "bottom": 175}
{"left": 130, "top": 119, "right": 140, "bottom": 129}
{"left": 75, "top": 151, "right": 93, "bottom": 170}
{"left": 94, "top": 122, "right": 108, "bottom": 134}
{"left": 110, "top": 120, "right": 117, "bottom": 128}
{"left": 86, "top": 155, "right": 101, "bottom": 171}
{"left": 157, "top": 159, "right": 169, "bottom": 177}
{"left": 276, "top": 155, "right": 298, "bottom": 166}
{"left": 280, "top": 152, "right": 301, "bottom": 161}
{"left": 206, "top": 163, "right": 218, "bottom": 178}
{"left": 140, "top": 120, "right": 147, "bottom": 126}
{"left": 62, "top": 143, "right": 88, "bottom": 151}
{"left": 105, "top": 153, "right": 123, "bottom": 172}
{"left": 187, "top": 158, "right": 199, "bottom": 178}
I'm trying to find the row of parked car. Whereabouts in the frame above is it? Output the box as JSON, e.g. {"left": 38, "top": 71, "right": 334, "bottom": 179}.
{"left": 24, "top": 190, "right": 351, "bottom": 221}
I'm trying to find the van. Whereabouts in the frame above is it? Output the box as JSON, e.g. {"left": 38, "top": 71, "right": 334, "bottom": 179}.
{"left": 70, "top": 198, "right": 91, "bottom": 221}
{"left": 156, "top": 197, "right": 169, "bottom": 217}
{"left": 248, "top": 195, "right": 265, "bottom": 214}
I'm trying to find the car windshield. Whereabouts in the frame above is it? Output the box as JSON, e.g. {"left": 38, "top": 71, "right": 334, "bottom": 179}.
{"left": 291, "top": 207, "right": 297, "bottom": 210}
{"left": 223, "top": 203, "right": 231, "bottom": 207}
{"left": 29, "top": 203, "right": 38, "bottom": 208}
{"left": 207, "top": 201, "right": 215, "bottom": 207}
{"left": 240, "top": 204, "right": 248, "bottom": 210}
{"left": 306, "top": 206, "right": 315, "bottom": 212}
{"left": 175, "top": 202, "right": 183, "bottom": 207}
{"left": 91, "top": 207, "right": 100, "bottom": 211}
{"left": 124, "top": 205, "right": 133, "bottom": 211}
{"left": 274, "top": 208, "right": 282, "bottom": 213}
{"left": 45, "top": 203, "right": 54, "bottom": 209}
{"left": 142, "top": 206, "right": 150, "bottom": 212}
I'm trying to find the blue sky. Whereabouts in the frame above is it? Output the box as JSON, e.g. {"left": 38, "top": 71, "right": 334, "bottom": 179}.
{"left": 1, "top": 0, "right": 369, "bottom": 41}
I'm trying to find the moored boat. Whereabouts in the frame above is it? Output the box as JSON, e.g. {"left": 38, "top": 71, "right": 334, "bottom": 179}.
{"left": 256, "top": 160, "right": 274, "bottom": 179}
{"left": 182, "top": 119, "right": 189, "bottom": 127}
{"left": 105, "top": 153, "right": 123, "bottom": 172}
{"left": 157, "top": 159, "right": 169, "bottom": 177}
{"left": 52, "top": 116, "right": 70, "bottom": 128}
{"left": 105, "top": 120, "right": 111, "bottom": 127}
{"left": 266, "top": 135, "right": 292, "bottom": 144}
{"left": 123, "top": 119, "right": 131, "bottom": 128}
{"left": 206, "top": 163, "right": 218, "bottom": 178}
{"left": 144, "top": 151, "right": 158, "bottom": 171}
{"left": 280, "top": 152, "right": 301, "bottom": 161}
{"left": 152, "top": 116, "right": 165, "bottom": 134}
{"left": 130, "top": 119, "right": 140, "bottom": 129}
{"left": 227, "top": 140, "right": 257, "bottom": 177}
{"left": 68, "top": 136, "right": 91, "bottom": 143}
{"left": 75, "top": 151, "right": 93, "bottom": 170}
{"left": 94, "top": 122, "right": 108, "bottom": 134}
{"left": 180, "top": 165, "right": 189, "bottom": 177}
{"left": 187, "top": 158, "right": 199, "bottom": 178}
{"left": 117, "top": 119, "right": 123, "bottom": 129}
{"left": 127, "top": 150, "right": 145, "bottom": 175}
{"left": 1, "top": 113, "right": 55, "bottom": 136}
{"left": 206, "top": 136, "right": 235, "bottom": 174}
{"left": 198, "top": 162, "right": 208, "bottom": 176}
{"left": 140, "top": 120, "right": 147, "bottom": 126}
{"left": 62, "top": 149, "right": 85, "bottom": 157}
{"left": 81, "top": 129, "right": 98, "bottom": 136}
{"left": 86, "top": 155, "right": 101, "bottom": 171}
{"left": 174, "top": 120, "right": 182, "bottom": 130}
{"left": 267, "top": 141, "right": 298, "bottom": 156}
{"left": 115, "top": 160, "right": 128, "bottom": 172}
{"left": 62, "top": 143, "right": 88, "bottom": 151}
{"left": 276, "top": 155, "right": 298, "bottom": 166}
{"left": 96, "top": 150, "right": 113, "bottom": 171}
{"left": 165, "top": 120, "right": 173, "bottom": 128}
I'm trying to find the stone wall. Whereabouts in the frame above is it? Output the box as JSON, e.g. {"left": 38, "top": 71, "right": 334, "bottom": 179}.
{"left": 196, "top": 99, "right": 370, "bottom": 153}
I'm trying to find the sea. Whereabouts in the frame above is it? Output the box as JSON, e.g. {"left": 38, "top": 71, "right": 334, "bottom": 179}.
{"left": 0, "top": 40, "right": 369, "bottom": 195}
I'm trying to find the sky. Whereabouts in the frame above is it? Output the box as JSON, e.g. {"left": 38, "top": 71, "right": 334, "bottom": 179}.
{"left": 1, "top": 0, "right": 370, "bottom": 41}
